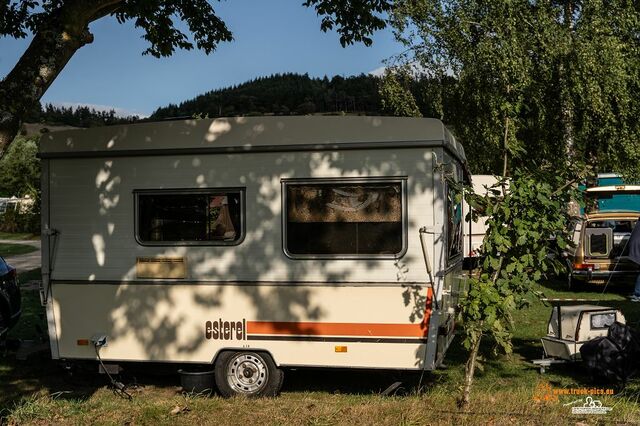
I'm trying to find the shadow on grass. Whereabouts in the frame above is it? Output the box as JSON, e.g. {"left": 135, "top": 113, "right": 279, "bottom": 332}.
{"left": 0, "top": 351, "right": 102, "bottom": 411}
{"left": 1, "top": 270, "right": 105, "bottom": 412}
{"left": 512, "top": 337, "right": 544, "bottom": 362}
{"left": 1, "top": 352, "right": 440, "bottom": 412}
{"left": 281, "top": 368, "right": 435, "bottom": 396}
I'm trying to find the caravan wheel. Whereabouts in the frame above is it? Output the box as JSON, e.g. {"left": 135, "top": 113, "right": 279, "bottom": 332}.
{"left": 214, "top": 351, "right": 283, "bottom": 397}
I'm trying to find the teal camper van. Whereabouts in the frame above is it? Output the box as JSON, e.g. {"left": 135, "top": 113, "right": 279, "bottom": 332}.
{"left": 582, "top": 173, "right": 640, "bottom": 213}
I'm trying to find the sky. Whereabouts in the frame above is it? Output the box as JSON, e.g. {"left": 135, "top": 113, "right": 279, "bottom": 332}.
{"left": 0, "top": 2, "right": 402, "bottom": 117}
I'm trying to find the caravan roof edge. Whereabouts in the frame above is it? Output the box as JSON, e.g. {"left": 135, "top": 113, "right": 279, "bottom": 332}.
{"left": 585, "top": 185, "right": 640, "bottom": 192}
{"left": 38, "top": 138, "right": 461, "bottom": 161}
{"left": 38, "top": 116, "right": 466, "bottom": 163}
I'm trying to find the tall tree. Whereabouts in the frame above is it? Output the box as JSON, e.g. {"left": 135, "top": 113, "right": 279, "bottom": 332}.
{"left": 0, "top": 135, "right": 39, "bottom": 197}
{"left": 382, "top": 0, "right": 639, "bottom": 410}
{"left": 0, "top": 0, "right": 392, "bottom": 158}
{"left": 383, "top": 0, "right": 640, "bottom": 178}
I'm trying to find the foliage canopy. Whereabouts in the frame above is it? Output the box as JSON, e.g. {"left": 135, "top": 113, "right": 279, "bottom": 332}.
{"left": 384, "top": 0, "right": 640, "bottom": 178}
{"left": 0, "top": 0, "right": 392, "bottom": 157}
{"left": 379, "top": 0, "right": 640, "bottom": 407}
{"left": 0, "top": 135, "right": 39, "bottom": 198}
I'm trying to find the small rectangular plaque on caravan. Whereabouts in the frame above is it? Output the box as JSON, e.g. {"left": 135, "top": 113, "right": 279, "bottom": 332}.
{"left": 136, "top": 257, "right": 186, "bottom": 279}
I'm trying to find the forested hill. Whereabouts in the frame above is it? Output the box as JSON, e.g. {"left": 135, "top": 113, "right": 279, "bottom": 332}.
{"left": 24, "top": 103, "right": 140, "bottom": 128}
{"left": 22, "top": 73, "right": 384, "bottom": 131}
{"left": 150, "top": 73, "right": 383, "bottom": 119}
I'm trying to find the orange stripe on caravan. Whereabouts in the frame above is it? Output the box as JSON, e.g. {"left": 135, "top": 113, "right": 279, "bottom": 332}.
{"left": 247, "top": 288, "right": 433, "bottom": 338}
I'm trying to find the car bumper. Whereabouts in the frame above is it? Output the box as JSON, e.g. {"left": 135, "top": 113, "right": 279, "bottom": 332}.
{"left": 572, "top": 270, "right": 639, "bottom": 283}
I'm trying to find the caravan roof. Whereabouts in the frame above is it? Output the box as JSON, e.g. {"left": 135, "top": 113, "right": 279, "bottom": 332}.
{"left": 39, "top": 116, "right": 466, "bottom": 164}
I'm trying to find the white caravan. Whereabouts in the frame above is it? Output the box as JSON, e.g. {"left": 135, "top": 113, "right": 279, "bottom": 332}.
{"left": 39, "top": 116, "right": 469, "bottom": 396}
{"left": 462, "top": 174, "right": 499, "bottom": 257}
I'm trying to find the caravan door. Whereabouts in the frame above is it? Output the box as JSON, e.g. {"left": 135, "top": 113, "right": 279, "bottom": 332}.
{"left": 434, "top": 162, "right": 466, "bottom": 364}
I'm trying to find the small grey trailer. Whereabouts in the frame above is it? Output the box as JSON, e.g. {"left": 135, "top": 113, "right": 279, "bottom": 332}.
{"left": 533, "top": 301, "right": 625, "bottom": 373}
{"left": 39, "top": 116, "right": 470, "bottom": 396}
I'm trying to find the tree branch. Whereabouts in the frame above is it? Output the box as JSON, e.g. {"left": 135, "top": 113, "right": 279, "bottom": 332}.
{"left": 502, "top": 116, "right": 509, "bottom": 177}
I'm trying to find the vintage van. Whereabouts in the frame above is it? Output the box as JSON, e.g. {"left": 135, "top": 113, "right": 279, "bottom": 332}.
{"left": 568, "top": 210, "right": 640, "bottom": 287}
{"left": 567, "top": 178, "right": 640, "bottom": 288}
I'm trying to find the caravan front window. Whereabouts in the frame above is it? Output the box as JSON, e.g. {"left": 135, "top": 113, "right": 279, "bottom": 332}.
{"left": 283, "top": 178, "right": 407, "bottom": 258}
{"left": 135, "top": 188, "right": 244, "bottom": 245}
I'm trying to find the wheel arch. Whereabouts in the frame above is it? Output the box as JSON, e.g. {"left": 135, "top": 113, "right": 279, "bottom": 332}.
{"left": 210, "top": 346, "right": 281, "bottom": 367}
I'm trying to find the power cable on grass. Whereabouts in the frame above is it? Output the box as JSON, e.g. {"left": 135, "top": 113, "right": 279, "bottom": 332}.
{"left": 93, "top": 343, "right": 132, "bottom": 400}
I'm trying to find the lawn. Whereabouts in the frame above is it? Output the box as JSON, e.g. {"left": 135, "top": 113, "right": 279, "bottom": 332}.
{"left": 0, "top": 243, "right": 38, "bottom": 257}
{"left": 1, "top": 270, "right": 639, "bottom": 425}
{"left": 0, "top": 232, "right": 39, "bottom": 241}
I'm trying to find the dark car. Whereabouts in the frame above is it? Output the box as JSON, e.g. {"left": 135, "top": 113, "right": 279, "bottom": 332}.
{"left": 0, "top": 256, "right": 21, "bottom": 336}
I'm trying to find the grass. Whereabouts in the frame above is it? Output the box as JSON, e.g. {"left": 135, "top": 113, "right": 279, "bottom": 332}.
{"left": 0, "top": 243, "right": 37, "bottom": 257}
{"left": 0, "top": 232, "right": 39, "bottom": 241}
{"left": 1, "top": 270, "right": 639, "bottom": 425}
{"left": 7, "top": 268, "right": 46, "bottom": 341}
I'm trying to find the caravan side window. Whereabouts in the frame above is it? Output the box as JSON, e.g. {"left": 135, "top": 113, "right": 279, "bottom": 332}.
{"left": 135, "top": 188, "right": 245, "bottom": 245}
{"left": 283, "top": 178, "right": 407, "bottom": 258}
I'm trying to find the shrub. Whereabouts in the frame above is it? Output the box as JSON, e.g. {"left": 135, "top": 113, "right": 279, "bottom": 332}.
{"left": 0, "top": 209, "right": 40, "bottom": 234}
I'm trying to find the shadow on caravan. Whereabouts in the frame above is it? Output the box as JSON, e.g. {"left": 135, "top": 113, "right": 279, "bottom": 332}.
{"left": 39, "top": 116, "right": 470, "bottom": 396}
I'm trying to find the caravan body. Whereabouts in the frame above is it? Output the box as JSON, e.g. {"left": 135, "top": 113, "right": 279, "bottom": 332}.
{"left": 39, "top": 116, "right": 468, "bottom": 377}
{"left": 462, "top": 174, "right": 499, "bottom": 256}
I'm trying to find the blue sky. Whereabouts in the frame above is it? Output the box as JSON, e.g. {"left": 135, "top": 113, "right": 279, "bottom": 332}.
{"left": 0, "top": 2, "right": 402, "bottom": 117}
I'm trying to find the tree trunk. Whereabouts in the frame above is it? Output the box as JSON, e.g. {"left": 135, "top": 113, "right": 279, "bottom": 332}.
{"left": 0, "top": 25, "right": 93, "bottom": 157}
{"left": 502, "top": 116, "right": 509, "bottom": 177}
{"left": 0, "top": 114, "right": 21, "bottom": 158}
{"left": 561, "top": 1, "right": 575, "bottom": 160}
{"left": 0, "top": 1, "right": 122, "bottom": 158}
{"left": 459, "top": 335, "right": 482, "bottom": 410}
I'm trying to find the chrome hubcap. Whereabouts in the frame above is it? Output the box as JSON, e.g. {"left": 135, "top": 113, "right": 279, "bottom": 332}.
{"left": 227, "top": 353, "right": 268, "bottom": 394}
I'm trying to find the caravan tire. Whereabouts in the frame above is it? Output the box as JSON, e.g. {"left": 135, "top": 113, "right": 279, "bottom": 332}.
{"left": 214, "top": 351, "right": 283, "bottom": 397}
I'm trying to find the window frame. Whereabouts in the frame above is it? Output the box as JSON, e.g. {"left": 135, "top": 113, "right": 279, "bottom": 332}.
{"left": 281, "top": 177, "right": 408, "bottom": 260}
{"left": 590, "top": 312, "right": 616, "bottom": 330}
{"left": 133, "top": 187, "right": 246, "bottom": 247}
{"left": 584, "top": 227, "right": 612, "bottom": 258}
{"left": 445, "top": 166, "right": 464, "bottom": 266}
